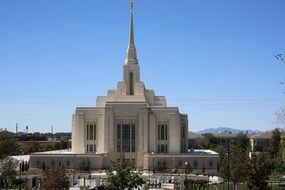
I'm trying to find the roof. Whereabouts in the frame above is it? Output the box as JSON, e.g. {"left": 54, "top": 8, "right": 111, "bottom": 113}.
{"left": 214, "top": 133, "right": 238, "bottom": 139}
{"left": 31, "top": 149, "right": 73, "bottom": 155}
{"left": 146, "top": 149, "right": 219, "bottom": 158}
{"left": 250, "top": 132, "right": 272, "bottom": 139}
{"left": 188, "top": 132, "right": 203, "bottom": 139}
{"left": 10, "top": 155, "right": 30, "bottom": 163}
{"left": 191, "top": 149, "right": 219, "bottom": 155}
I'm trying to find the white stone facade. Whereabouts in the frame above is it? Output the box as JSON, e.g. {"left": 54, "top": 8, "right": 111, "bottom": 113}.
{"left": 71, "top": 2, "right": 189, "bottom": 169}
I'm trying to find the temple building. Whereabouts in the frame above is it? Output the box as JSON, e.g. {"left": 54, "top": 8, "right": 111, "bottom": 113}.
{"left": 30, "top": 1, "right": 219, "bottom": 174}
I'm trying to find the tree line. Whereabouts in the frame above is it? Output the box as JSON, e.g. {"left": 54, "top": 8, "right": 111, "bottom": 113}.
{"left": 195, "top": 129, "right": 285, "bottom": 190}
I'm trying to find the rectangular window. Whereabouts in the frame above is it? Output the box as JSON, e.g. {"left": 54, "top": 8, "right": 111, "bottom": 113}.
{"left": 130, "top": 72, "right": 134, "bottom": 95}
{"left": 161, "top": 124, "right": 165, "bottom": 140}
{"left": 131, "top": 124, "right": 135, "bottom": 152}
{"left": 90, "top": 124, "right": 94, "bottom": 140}
{"left": 117, "top": 123, "right": 135, "bottom": 153}
{"left": 94, "top": 125, "right": 96, "bottom": 140}
{"left": 162, "top": 161, "right": 166, "bottom": 169}
{"left": 158, "top": 161, "right": 161, "bottom": 168}
{"left": 66, "top": 160, "right": 70, "bottom": 167}
{"left": 209, "top": 160, "right": 213, "bottom": 168}
{"left": 117, "top": 124, "right": 121, "bottom": 152}
{"left": 157, "top": 124, "right": 168, "bottom": 141}
{"left": 51, "top": 160, "right": 55, "bottom": 168}
{"left": 157, "top": 123, "right": 168, "bottom": 153}
{"left": 87, "top": 123, "right": 96, "bottom": 141}
{"left": 87, "top": 125, "right": 89, "bottom": 140}
{"left": 87, "top": 159, "right": 91, "bottom": 167}
{"left": 182, "top": 126, "right": 185, "bottom": 138}
{"left": 164, "top": 125, "right": 167, "bottom": 140}
{"left": 87, "top": 144, "right": 96, "bottom": 153}
{"left": 122, "top": 124, "right": 130, "bottom": 152}
{"left": 161, "top": 144, "right": 165, "bottom": 153}
{"left": 36, "top": 160, "right": 41, "bottom": 168}
{"left": 158, "top": 125, "right": 161, "bottom": 140}
{"left": 194, "top": 160, "right": 198, "bottom": 168}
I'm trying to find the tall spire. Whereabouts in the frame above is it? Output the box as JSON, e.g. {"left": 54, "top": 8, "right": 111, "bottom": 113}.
{"left": 125, "top": 0, "right": 138, "bottom": 65}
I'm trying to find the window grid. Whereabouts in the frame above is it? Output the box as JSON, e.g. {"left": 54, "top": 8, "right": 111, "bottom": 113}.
{"left": 157, "top": 123, "right": 168, "bottom": 153}
{"left": 117, "top": 123, "right": 136, "bottom": 153}
{"left": 87, "top": 123, "right": 96, "bottom": 141}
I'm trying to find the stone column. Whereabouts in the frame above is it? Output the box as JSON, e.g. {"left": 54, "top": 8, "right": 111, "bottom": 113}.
{"left": 105, "top": 106, "right": 114, "bottom": 160}
{"left": 168, "top": 113, "right": 180, "bottom": 153}
{"left": 148, "top": 112, "right": 156, "bottom": 153}
{"left": 137, "top": 107, "right": 148, "bottom": 168}
{"left": 77, "top": 112, "right": 85, "bottom": 154}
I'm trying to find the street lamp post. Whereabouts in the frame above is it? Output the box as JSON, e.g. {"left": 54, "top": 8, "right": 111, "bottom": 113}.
{"left": 185, "top": 162, "right": 188, "bottom": 190}
{"left": 151, "top": 152, "right": 154, "bottom": 175}
{"left": 19, "top": 163, "right": 22, "bottom": 190}
{"left": 148, "top": 167, "right": 150, "bottom": 185}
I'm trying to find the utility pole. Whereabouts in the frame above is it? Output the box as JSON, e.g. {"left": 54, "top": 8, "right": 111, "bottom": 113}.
{"left": 185, "top": 162, "right": 188, "bottom": 190}
{"left": 19, "top": 163, "right": 22, "bottom": 190}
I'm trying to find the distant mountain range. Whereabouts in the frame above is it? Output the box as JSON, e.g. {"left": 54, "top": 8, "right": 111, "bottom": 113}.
{"left": 196, "top": 127, "right": 258, "bottom": 134}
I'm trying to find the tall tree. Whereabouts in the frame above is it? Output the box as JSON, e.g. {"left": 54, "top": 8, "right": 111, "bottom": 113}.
{"left": 41, "top": 167, "right": 69, "bottom": 190}
{"left": 268, "top": 128, "right": 281, "bottom": 158}
{"left": 0, "top": 158, "right": 17, "bottom": 190}
{"left": 235, "top": 133, "right": 250, "bottom": 151}
{"left": 0, "top": 129, "right": 20, "bottom": 159}
{"left": 106, "top": 158, "right": 145, "bottom": 190}
{"left": 281, "top": 133, "right": 285, "bottom": 162}
{"left": 229, "top": 146, "right": 249, "bottom": 189}
{"left": 247, "top": 152, "right": 272, "bottom": 190}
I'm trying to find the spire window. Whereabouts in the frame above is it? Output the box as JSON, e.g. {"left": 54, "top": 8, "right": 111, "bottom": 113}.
{"left": 130, "top": 72, "right": 134, "bottom": 95}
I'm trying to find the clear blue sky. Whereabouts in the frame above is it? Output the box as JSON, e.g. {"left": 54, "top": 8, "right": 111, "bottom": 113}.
{"left": 0, "top": 0, "right": 284, "bottom": 133}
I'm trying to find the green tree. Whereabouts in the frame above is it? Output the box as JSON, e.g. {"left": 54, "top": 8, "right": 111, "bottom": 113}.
{"left": 0, "top": 158, "right": 17, "bottom": 190}
{"left": 199, "top": 133, "right": 218, "bottom": 149}
{"left": 21, "top": 141, "right": 42, "bottom": 154}
{"left": 0, "top": 129, "right": 20, "bottom": 159}
{"left": 41, "top": 167, "right": 69, "bottom": 190}
{"left": 230, "top": 146, "right": 249, "bottom": 189}
{"left": 247, "top": 152, "right": 272, "bottom": 190}
{"left": 268, "top": 128, "right": 281, "bottom": 158}
{"left": 53, "top": 140, "right": 70, "bottom": 150}
{"left": 106, "top": 158, "right": 145, "bottom": 190}
{"left": 235, "top": 133, "right": 250, "bottom": 151}
{"left": 218, "top": 152, "right": 228, "bottom": 180}
{"left": 185, "top": 179, "right": 208, "bottom": 190}
{"left": 281, "top": 133, "right": 285, "bottom": 162}
{"left": 275, "top": 132, "right": 285, "bottom": 173}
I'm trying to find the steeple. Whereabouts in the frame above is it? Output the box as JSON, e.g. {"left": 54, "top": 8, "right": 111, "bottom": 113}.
{"left": 125, "top": 0, "right": 138, "bottom": 65}
{"left": 123, "top": 0, "right": 141, "bottom": 95}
